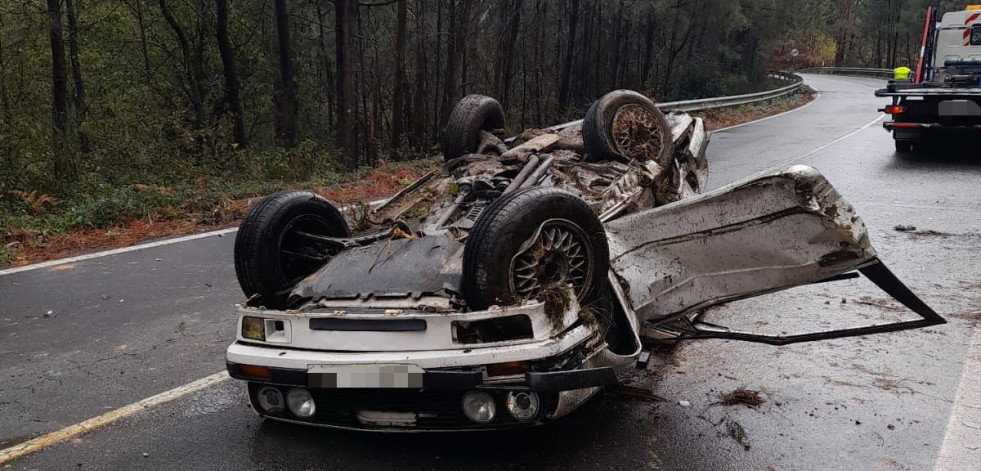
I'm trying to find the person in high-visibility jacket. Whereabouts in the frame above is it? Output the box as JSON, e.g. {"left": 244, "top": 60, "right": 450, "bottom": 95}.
{"left": 894, "top": 64, "right": 912, "bottom": 80}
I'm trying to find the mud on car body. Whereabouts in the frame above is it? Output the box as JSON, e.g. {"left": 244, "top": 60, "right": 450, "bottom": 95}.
{"left": 225, "top": 91, "right": 944, "bottom": 431}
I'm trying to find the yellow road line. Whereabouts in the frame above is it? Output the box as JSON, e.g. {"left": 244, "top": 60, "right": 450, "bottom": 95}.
{"left": 0, "top": 371, "right": 229, "bottom": 465}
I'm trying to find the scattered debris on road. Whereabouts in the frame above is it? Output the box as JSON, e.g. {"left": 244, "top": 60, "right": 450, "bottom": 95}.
{"left": 907, "top": 229, "right": 952, "bottom": 237}
{"left": 727, "top": 419, "right": 751, "bottom": 450}
{"left": 854, "top": 296, "right": 906, "bottom": 312}
{"left": 718, "top": 388, "right": 766, "bottom": 408}
{"left": 892, "top": 227, "right": 954, "bottom": 238}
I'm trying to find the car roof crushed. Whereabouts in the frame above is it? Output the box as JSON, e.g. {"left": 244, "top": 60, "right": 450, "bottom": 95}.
{"left": 286, "top": 108, "right": 709, "bottom": 308}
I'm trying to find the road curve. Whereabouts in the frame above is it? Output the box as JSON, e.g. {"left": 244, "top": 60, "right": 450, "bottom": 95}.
{"left": 1, "top": 74, "right": 979, "bottom": 470}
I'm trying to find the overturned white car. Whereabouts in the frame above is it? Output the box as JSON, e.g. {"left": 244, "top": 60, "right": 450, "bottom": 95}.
{"left": 225, "top": 91, "right": 943, "bottom": 431}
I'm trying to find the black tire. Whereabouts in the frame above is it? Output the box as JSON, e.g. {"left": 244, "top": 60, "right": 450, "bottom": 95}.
{"left": 441, "top": 95, "right": 506, "bottom": 161}
{"left": 895, "top": 140, "right": 913, "bottom": 153}
{"left": 234, "top": 191, "right": 350, "bottom": 309}
{"left": 583, "top": 90, "right": 674, "bottom": 166}
{"left": 463, "top": 187, "right": 609, "bottom": 312}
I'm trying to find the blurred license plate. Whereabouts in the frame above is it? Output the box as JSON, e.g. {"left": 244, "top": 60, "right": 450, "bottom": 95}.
{"left": 308, "top": 364, "right": 425, "bottom": 388}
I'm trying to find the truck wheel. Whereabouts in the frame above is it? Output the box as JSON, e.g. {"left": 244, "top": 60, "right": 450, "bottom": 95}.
{"left": 463, "top": 187, "right": 609, "bottom": 312}
{"left": 441, "top": 95, "right": 506, "bottom": 161}
{"left": 895, "top": 140, "right": 914, "bottom": 153}
{"left": 583, "top": 90, "right": 674, "bottom": 166}
{"left": 234, "top": 191, "right": 350, "bottom": 309}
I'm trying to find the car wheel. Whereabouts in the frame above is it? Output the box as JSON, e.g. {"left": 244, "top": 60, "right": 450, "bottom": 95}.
{"left": 583, "top": 90, "right": 674, "bottom": 166}
{"left": 234, "top": 191, "right": 350, "bottom": 309}
{"left": 894, "top": 140, "right": 913, "bottom": 153}
{"left": 441, "top": 94, "right": 506, "bottom": 161}
{"left": 464, "top": 187, "right": 609, "bottom": 315}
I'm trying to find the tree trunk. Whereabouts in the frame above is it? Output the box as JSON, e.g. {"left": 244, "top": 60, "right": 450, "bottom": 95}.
{"left": 314, "top": 0, "right": 334, "bottom": 132}
{"left": 411, "top": 0, "right": 427, "bottom": 148}
{"left": 0, "top": 12, "right": 10, "bottom": 118}
{"left": 612, "top": 1, "right": 626, "bottom": 89}
{"left": 574, "top": 0, "right": 591, "bottom": 104}
{"left": 492, "top": 0, "right": 522, "bottom": 109}
{"left": 390, "top": 0, "right": 407, "bottom": 149}
{"left": 641, "top": 10, "right": 655, "bottom": 91}
{"left": 499, "top": 1, "right": 521, "bottom": 110}
{"left": 273, "top": 0, "right": 297, "bottom": 149}
{"left": 216, "top": 0, "right": 246, "bottom": 148}
{"left": 131, "top": 0, "right": 154, "bottom": 116}
{"left": 440, "top": 0, "right": 473, "bottom": 127}
{"left": 432, "top": 2, "right": 443, "bottom": 135}
{"left": 535, "top": 0, "right": 546, "bottom": 124}
{"left": 364, "top": 6, "right": 380, "bottom": 167}
{"left": 587, "top": 2, "right": 601, "bottom": 100}
{"left": 64, "top": 0, "right": 88, "bottom": 153}
{"left": 661, "top": 1, "right": 695, "bottom": 98}
{"left": 335, "top": 0, "right": 360, "bottom": 168}
{"left": 159, "top": 0, "right": 205, "bottom": 131}
{"left": 47, "top": 0, "right": 75, "bottom": 182}
{"left": 558, "top": 0, "right": 580, "bottom": 109}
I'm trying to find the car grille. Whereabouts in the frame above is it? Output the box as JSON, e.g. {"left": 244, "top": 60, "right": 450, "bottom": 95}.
{"left": 249, "top": 383, "right": 556, "bottom": 430}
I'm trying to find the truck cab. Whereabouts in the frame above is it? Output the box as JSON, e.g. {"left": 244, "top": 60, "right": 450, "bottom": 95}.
{"left": 876, "top": 5, "right": 981, "bottom": 152}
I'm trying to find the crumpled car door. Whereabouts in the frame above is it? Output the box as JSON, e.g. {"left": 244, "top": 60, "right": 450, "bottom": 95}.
{"left": 604, "top": 165, "right": 944, "bottom": 345}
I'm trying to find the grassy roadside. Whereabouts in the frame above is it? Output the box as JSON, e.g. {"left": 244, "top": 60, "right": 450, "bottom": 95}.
{"left": 0, "top": 88, "right": 815, "bottom": 269}
{"left": 0, "top": 159, "right": 438, "bottom": 267}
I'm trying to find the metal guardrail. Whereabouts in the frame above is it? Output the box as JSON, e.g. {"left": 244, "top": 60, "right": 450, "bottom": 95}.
{"left": 797, "top": 67, "right": 893, "bottom": 78}
{"left": 548, "top": 71, "right": 805, "bottom": 132}
{"left": 659, "top": 71, "right": 803, "bottom": 112}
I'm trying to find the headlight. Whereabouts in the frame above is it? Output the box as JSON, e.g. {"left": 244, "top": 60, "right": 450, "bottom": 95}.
{"left": 506, "top": 391, "right": 540, "bottom": 421}
{"left": 461, "top": 391, "right": 496, "bottom": 424}
{"left": 241, "top": 316, "right": 265, "bottom": 341}
{"left": 287, "top": 388, "right": 316, "bottom": 418}
{"left": 255, "top": 386, "right": 284, "bottom": 414}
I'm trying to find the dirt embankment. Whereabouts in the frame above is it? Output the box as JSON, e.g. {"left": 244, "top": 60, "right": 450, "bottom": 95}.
{"left": 696, "top": 86, "right": 816, "bottom": 130}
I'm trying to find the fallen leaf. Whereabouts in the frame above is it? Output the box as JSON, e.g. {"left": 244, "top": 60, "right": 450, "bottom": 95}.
{"left": 719, "top": 388, "right": 765, "bottom": 408}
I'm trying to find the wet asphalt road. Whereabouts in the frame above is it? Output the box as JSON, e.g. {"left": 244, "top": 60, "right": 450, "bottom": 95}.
{"left": 2, "top": 74, "right": 980, "bottom": 470}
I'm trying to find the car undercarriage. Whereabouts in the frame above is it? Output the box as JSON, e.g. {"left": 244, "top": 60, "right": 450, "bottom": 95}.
{"left": 225, "top": 91, "right": 943, "bottom": 431}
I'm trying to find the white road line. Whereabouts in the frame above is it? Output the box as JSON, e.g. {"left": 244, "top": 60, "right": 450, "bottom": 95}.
{"left": 935, "top": 326, "right": 981, "bottom": 470}
{"left": 0, "top": 371, "right": 229, "bottom": 465}
{"left": 0, "top": 197, "right": 390, "bottom": 277}
{"left": 756, "top": 114, "right": 886, "bottom": 175}
{"left": 0, "top": 228, "right": 239, "bottom": 277}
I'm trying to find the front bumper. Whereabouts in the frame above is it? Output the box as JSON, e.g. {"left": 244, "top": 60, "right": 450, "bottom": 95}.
{"left": 226, "top": 360, "right": 618, "bottom": 392}
{"left": 226, "top": 324, "right": 618, "bottom": 431}
{"left": 242, "top": 382, "right": 604, "bottom": 431}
